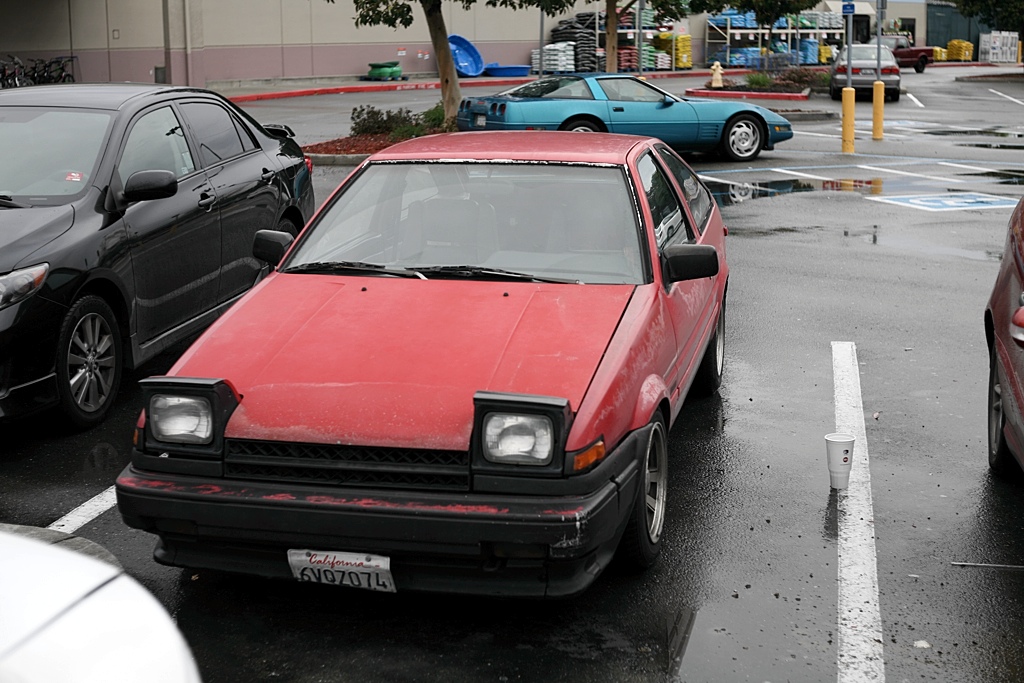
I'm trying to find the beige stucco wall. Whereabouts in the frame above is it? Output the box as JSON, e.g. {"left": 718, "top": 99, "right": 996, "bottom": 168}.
{"left": 0, "top": 0, "right": 938, "bottom": 84}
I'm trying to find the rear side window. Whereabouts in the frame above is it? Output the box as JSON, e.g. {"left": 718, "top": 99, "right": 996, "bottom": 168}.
{"left": 181, "top": 102, "right": 246, "bottom": 166}
{"left": 657, "top": 147, "right": 714, "bottom": 234}
{"left": 637, "top": 152, "right": 693, "bottom": 249}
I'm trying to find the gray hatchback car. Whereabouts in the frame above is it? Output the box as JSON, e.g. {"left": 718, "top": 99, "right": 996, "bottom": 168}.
{"left": 829, "top": 44, "right": 901, "bottom": 102}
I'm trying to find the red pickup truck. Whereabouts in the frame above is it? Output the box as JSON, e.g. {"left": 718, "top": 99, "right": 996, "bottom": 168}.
{"left": 869, "top": 35, "right": 934, "bottom": 72}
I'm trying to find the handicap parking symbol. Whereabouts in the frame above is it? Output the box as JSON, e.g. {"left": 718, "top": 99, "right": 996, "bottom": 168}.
{"left": 865, "top": 193, "right": 1020, "bottom": 212}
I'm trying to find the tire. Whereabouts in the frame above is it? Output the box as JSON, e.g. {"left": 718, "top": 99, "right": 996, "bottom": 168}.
{"left": 276, "top": 217, "right": 300, "bottom": 238}
{"left": 56, "top": 296, "right": 123, "bottom": 428}
{"left": 888, "top": 89, "right": 900, "bottom": 102}
{"left": 830, "top": 86, "right": 841, "bottom": 101}
{"left": 721, "top": 114, "right": 763, "bottom": 162}
{"left": 618, "top": 412, "right": 668, "bottom": 570}
{"left": 560, "top": 118, "right": 603, "bottom": 133}
{"left": 693, "top": 299, "right": 725, "bottom": 396}
{"left": 988, "top": 345, "right": 1019, "bottom": 475}
{"left": 914, "top": 57, "right": 927, "bottom": 73}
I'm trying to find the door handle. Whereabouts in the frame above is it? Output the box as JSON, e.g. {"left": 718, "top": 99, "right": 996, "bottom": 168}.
{"left": 197, "top": 193, "right": 216, "bottom": 211}
{"left": 260, "top": 169, "right": 274, "bottom": 183}
{"left": 613, "top": 107, "right": 624, "bottom": 112}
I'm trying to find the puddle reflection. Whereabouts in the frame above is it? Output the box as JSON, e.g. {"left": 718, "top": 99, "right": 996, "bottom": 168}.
{"left": 704, "top": 177, "right": 884, "bottom": 206}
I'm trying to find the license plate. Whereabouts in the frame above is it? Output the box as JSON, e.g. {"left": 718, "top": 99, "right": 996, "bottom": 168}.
{"left": 861, "top": 69, "right": 875, "bottom": 77}
{"left": 474, "top": 113, "right": 486, "bottom": 127}
{"left": 287, "top": 549, "right": 396, "bottom": 592}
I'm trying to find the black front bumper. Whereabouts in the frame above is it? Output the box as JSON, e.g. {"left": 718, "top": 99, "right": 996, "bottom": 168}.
{"left": 116, "top": 426, "right": 648, "bottom": 597}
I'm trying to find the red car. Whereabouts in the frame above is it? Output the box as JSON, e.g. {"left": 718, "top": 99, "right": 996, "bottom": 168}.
{"left": 116, "top": 131, "right": 729, "bottom": 597}
{"left": 986, "top": 197, "right": 1024, "bottom": 476}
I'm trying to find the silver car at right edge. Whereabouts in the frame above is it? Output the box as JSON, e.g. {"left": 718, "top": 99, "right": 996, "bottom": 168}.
{"left": 829, "top": 44, "right": 901, "bottom": 102}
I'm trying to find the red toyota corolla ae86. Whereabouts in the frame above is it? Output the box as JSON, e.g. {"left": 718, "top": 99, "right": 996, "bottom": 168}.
{"left": 116, "top": 131, "right": 729, "bottom": 597}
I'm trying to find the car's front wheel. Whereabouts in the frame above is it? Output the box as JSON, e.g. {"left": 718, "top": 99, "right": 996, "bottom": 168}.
{"left": 988, "top": 345, "right": 1019, "bottom": 475}
{"left": 560, "top": 118, "right": 603, "bottom": 133}
{"left": 914, "top": 57, "right": 927, "bottom": 73}
{"left": 722, "top": 114, "right": 763, "bottom": 162}
{"left": 618, "top": 412, "right": 667, "bottom": 569}
{"left": 56, "top": 295, "right": 123, "bottom": 428}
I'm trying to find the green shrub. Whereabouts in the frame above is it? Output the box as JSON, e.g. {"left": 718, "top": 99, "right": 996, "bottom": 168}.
{"left": 389, "top": 123, "right": 428, "bottom": 142}
{"left": 350, "top": 105, "right": 420, "bottom": 136}
{"left": 746, "top": 72, "right": 773, "bottom": 90}
{"left": 774, "top": 67, "right": 829, "bottom": 89}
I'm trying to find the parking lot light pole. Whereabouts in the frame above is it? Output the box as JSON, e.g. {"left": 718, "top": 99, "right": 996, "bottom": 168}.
{"left": 872, "top": 0, "right": 885, "bottom": 140}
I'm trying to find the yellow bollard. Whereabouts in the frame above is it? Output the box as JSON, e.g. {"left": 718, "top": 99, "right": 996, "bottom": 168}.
{"left": 842, "top": 87, "right": 855, "bottom": 153}
{"left": 872, "top": 81, "right": 884, "bottom": 141}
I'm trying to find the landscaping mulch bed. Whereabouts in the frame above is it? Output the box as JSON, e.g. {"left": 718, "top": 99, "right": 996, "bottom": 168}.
{"left": 303, "top": 134, "right": 393, "bottom": 155}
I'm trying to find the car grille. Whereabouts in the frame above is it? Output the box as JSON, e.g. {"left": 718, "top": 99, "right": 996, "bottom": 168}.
{"left": 224, "top": 439, "right": 470, "bottom": 491}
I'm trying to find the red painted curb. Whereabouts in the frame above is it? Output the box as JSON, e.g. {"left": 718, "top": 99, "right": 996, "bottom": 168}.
{"left": 683, "top": 88, "right": 809, "bottom": 100}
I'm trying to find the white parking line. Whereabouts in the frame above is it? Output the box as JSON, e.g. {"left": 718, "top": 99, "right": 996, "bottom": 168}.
{"left": 794, "top": 130, "right": 841, "bottom": 138}
{"left": 832, "top": 341, "right": 885, "bottom": 682}
{"left": 47, "top": 486, "right": 117, "bottom": 534}
{"left": 771, "top": 168, "right": 834, "bottom": 181}
{"left": 858, "top": 164, "right": 964, "bottom": 183}
{"left": 906, "top": 93, "right": 924, "bottom": 108}
{"left": 938, "top": 161, "right": 994, "bottom": 173}
{"left": 989, "top": 89, "right": 1024, "bottom": 107}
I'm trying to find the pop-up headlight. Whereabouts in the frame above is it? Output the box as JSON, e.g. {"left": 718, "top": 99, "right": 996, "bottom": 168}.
{"left": 139, "top": 377, "right": 239, "bottom": 459}
{"left": 472, "top": 392, "right": 571, "bottom": 476}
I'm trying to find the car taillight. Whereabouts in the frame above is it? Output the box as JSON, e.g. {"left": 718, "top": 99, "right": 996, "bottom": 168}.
{"left": 835, "top": 65, "right": 847, "bottom": 74}
{"left": 881, "top": 66, "right": 899, "bottom": 74}
{"left": 497, "top": 103, "right": 506, "bottom": 116}
{"left": 850, "top": 67, "right": 861, "bottom": 74}
{"left": 304, "top": 155, "right": 313, "bottom": 174}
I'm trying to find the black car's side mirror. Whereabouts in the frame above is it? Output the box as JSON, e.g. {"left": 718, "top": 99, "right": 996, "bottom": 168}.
{"left": 661, "top": 243, "right": 719, "bottom": 283}
{"left": 253, "top": 229, "right": 294, "bottom": 267}
{"left": 123, "top": 170, "right": 177, "bottom": 202}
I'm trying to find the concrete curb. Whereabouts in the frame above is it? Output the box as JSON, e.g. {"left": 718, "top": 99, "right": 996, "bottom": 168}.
{"left": 684, "top": 88, "right": 809, "bottom": 100}
{"left": 0, "top": 522, "right": 122, "bottom": 569}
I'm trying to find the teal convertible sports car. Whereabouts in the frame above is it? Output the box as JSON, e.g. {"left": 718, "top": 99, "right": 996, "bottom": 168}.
{"left": 457, "top": 73, "right": 793, "bottom": 162}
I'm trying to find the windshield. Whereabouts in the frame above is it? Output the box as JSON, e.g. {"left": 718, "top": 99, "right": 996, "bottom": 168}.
{"left": 497, "top": 77, "right": 594, "bottom": 100}
{"left": 0, "top": 107, "right": 114, "bottom": 206}
{"left": 287, "top": 162, "right": 645, "bottom": 285}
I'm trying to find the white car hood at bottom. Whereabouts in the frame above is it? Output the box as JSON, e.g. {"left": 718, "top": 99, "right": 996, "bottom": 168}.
{"left": 0, "top": 531, "right": 201, "bottom": 683}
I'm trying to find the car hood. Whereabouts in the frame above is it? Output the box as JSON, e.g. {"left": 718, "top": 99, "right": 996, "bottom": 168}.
{"left": 0, "top": 205, "right": 75, "bottom": 272}
{"left": 0, "top": 531, "right": 120, "bottom": 656}
{"left": 170, "top": 274, "right": 635, "bottom": 449}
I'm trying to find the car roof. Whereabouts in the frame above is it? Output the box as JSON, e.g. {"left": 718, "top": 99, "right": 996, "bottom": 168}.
{"left": 0, "top": 82, "right": 217, "bottom": 110}
{"left": 370, "top": 131, "right": 650, "bottom": 164}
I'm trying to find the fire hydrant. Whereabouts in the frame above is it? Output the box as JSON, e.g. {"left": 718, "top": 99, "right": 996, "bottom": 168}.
{"left": 710, "top": 61, "right": 724, "bottom": 89}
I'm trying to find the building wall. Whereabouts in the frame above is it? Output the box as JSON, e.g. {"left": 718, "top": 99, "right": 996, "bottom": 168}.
{"left": 0, "top": 0, "right": 961, "bottom": 86}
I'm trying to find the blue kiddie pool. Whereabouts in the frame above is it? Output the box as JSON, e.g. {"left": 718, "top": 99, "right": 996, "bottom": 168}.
{"left": 448, "top": 34, "right": 484, "bottom": 77}
{"left": 484, "top": 62, "right": 531, "bottom": 77}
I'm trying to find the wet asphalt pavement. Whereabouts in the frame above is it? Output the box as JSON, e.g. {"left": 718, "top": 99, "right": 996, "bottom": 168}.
{"left": 2, "top": 66, "right": 1024, "bottom": 682}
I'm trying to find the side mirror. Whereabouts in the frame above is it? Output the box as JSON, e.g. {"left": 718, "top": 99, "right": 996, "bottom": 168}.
{"left": 253, "top": 229, "right": 294, "bottom": 267}
{"left": 663, "top": 95, "right": 675, "bottom": 106}
{"left": 263, "top": 123, "right": 295, "bottom": 139}
{"left": 661, "top": 243, "right": 719, "bottom": 283}
{"left": 123, "top": 170, "right": 177, "bottom": 202}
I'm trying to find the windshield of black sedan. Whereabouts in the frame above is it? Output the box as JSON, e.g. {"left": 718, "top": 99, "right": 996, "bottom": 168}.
{"left": 287, "top": 162, "right": 645, "bottom": 285}
{"left": 0, "top": 108, "right": 113, "bottom": 204}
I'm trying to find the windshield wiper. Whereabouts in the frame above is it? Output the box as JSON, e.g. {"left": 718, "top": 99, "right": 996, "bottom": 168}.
{"left": 281, "top": 260, "right": 425, "bottom": 278}
{"left": 415, "top": 265, "right": 580, "bottom": 284}
{"left": 0, "top": 195, "right": 29, "bottom": 209}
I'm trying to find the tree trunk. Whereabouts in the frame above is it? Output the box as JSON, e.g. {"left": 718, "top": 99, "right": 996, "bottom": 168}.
{"left": 420, "top": 0, "right": 462, "bottom": 123}
{"left": 605, "top": 0, "right": 618, "bottom": 72}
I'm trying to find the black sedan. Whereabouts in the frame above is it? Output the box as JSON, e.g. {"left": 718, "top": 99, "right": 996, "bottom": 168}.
{"left": 0, "top": 83, "right": 315, "bottom": 427}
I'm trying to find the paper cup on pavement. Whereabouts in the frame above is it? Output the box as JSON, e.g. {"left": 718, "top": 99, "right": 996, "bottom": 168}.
{"left": 825, "top": 433, "right": 855, "bottom": 490}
